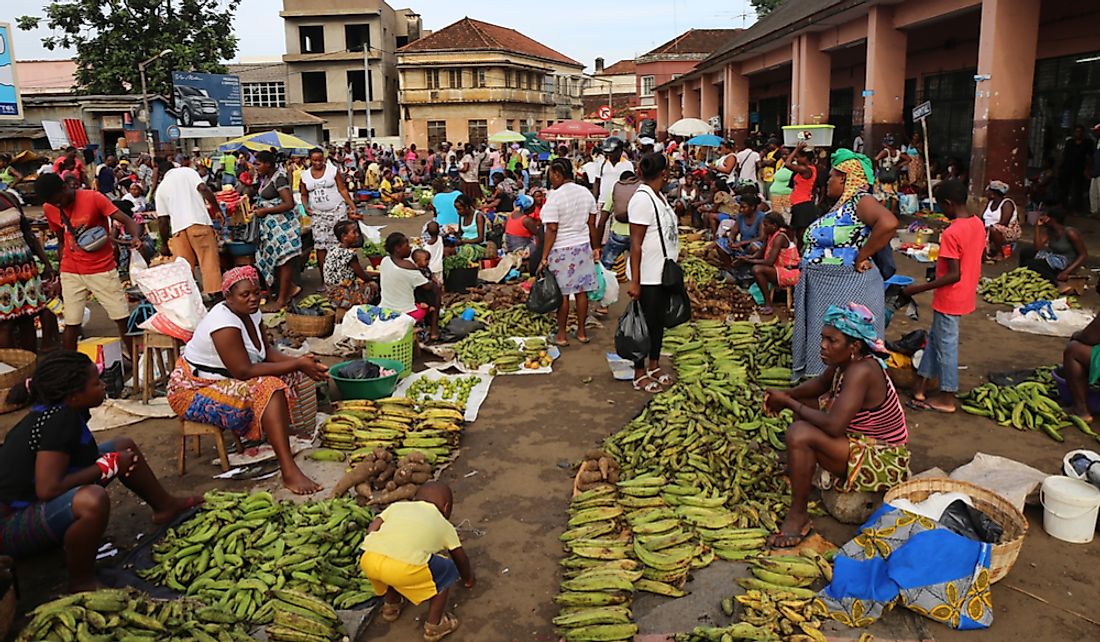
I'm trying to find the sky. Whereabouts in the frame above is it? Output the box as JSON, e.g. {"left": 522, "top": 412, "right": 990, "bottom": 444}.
{"left": 6, "top": 0, "right": 759, "bottom": 73}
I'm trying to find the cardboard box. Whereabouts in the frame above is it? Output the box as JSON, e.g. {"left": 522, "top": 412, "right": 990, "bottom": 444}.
{"left": 78, "top": 337, "right": 123, "bottom": 373}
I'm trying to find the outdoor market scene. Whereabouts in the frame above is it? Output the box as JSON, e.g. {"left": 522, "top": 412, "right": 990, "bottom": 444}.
{"left": 0, "top": 0, "right": 1097, "bottom": 640}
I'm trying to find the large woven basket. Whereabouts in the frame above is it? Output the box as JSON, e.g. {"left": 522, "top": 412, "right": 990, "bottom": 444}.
{"left": 884, "top": 478, "right": 1027, "bottom": 583}
{"left": 286, "top": 312, "right": 335, "bottom": 338}
{"left": 0, "top": 349, "right": 36, "bottom": 390}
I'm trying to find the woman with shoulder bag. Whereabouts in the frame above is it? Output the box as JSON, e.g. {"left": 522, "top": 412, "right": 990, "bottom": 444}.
{"left": 627, "top": 153, "right": 680, "bottom": 393}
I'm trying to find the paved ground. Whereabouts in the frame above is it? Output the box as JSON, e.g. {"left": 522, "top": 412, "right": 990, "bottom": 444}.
{"left": 6, "top": 210, "right": 1100, "bottom": 641}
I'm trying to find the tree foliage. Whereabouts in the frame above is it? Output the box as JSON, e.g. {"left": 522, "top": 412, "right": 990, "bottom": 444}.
{"left": 18, "top": 0, "right": 239, "bottom": 96}
{"left": 751, "top": 0, "right": 784, "bottom": 18}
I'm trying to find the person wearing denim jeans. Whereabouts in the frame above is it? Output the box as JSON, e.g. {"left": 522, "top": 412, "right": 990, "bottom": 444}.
{"left": 596, "top": 172, "right": 640, "bottom": 271}
{"left": 902, "top": 180, "right": 985, "bottom": 413}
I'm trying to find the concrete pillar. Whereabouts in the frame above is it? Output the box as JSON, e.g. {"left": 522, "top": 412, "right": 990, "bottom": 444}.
{"left": 863, "top": 5, "right": 907, "bottom": 153}
{"left": 724, "top": 63, "right": 750, "bottom": 145}
{"left": 969, "top": 0, "right": 1040, "bottom": 203}
{"left": 669, "top": 87, "right": 683, "bottom": 124}
{"left": 656, "top": 89, "right": 670, "bottom": 135}
{"left": 682, "top": 80, "right": 701, "bottom": 119}
{"left": 792, "top": 33, "right": 830, "bottom": 124}
{"left": 701, "top": 76, "right": 720, "bottom": 124}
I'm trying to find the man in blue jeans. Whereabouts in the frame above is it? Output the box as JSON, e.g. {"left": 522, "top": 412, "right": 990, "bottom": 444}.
{"left": 596, "top": 171, "right": 639, "bottom": 271}
{"left": 902, "top": 180, "right": 985, "bottom": 413}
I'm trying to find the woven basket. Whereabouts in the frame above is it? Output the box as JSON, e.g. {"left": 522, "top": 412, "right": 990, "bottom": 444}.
{"left": 0, "top": 348, "right": 35, "bottom": 390}
{"left": 884, "top": 478, "right": 1027, "bottom": 583}
{"left": 286, "top": 312, "right": 335, "bottom": 338}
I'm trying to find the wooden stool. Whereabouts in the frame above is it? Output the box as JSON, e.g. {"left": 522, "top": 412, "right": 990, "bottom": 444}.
{"left": 142, "top": 330, "right": 180, "bottom": 403}
{"left": 178, "top": 420, "right": 243, "bottom": 475}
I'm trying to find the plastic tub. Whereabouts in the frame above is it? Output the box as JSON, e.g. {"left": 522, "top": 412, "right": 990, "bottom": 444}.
{"left": 1040, "top": 475, "right": 1100, "bottom": 543}
{"left": 1051, "top": 367, "right": 1100, "bottom": 415}
{"left": 782, "top": 124, "right": 835, "bottom": 148}
{"left": 328, "top": 358, "right": 404, "bottom": 401}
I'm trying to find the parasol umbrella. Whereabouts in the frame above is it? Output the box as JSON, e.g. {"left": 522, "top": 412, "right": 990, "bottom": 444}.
{"left": 488, "top": 129, "right": 527, "bottom": 144}
{"left": 685, "top": 134, "right": 723, "bottom": 147}
{"left": 217, "top": 130, "right": 317, "bottom": 154}
{"left": 537, "top": 120, "right": 609, "bottom": 141}
{"left": 667, "top": 118, "right": 713, "bottom": 137}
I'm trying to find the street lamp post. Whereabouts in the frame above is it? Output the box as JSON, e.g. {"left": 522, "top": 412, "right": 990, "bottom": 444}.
{"left": 139, "top": 49, "right": 173, "bottom": 153}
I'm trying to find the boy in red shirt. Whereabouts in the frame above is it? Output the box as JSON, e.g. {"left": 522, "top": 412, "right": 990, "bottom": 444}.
{"left": 902, "top": 180, "right": 985, "bottom": 412}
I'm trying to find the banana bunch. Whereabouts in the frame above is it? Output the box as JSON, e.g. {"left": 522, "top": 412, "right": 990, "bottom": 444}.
{"left": 295, "top": 293, "right": 336, "bottom": 314}
{"left": 136, "top": 491, "right": 376, "bottom": 623}
{"left": 482, "top": 304, "right": 556, "bottom": 338}
{"left": 959, "top": 380, "right": 1098, "bottom": 443}
{"left": 556, "top": 484, "right": 638, "bottom": 642}
{"left": 716, "top": 550, "right": 833, "bottom": 642}
{"left": 266, "top": 589, "right": 346, "bottom": 642}
{"left": 16, "top": 588, "right": 253, "bottom": 642}
{"left": 439, "top": 301, "right": 491, "bottom": 326}
{"left": 978, "top": 267, "right": 1060, "bottom": 305}
{"left": 404, "top": 375, "right": 480, "bottom": 410}
{"left": 319, "top": 400, "right": 379, "bottom": 451}
{"left": 454, "top": 331, "right": 520, "bottom": 369}
{"left": 681, "top": 255, "right": 721, "bottom": 284}
{"left": 522, "top": 337, "right": 553, "bottom": 369}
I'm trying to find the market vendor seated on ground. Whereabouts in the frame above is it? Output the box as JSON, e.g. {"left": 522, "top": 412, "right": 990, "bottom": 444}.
{"left": 763, "top": 303, "right": 909, "bottom": 548}
{"left": 1018, "top": 205, "right": 1087, "bottom": 286}
{"left": 323, "top": 220, "right": 380, "bottom": 311}
{"left": 1062, "top": 313, "right": 1100, "bottom": 423}
{"left": 380, "top": 169, "right": 406, "bottom": 205}
{"left": 738, "top": 212, "right": 800, "bottom": 315}
{"left": 166, "top": 266, "right": 330, "bottom": 495}
{"left": 379, "top": 232, "right": 441, "bottom": 342}
{"left": 0, "top": 351, "right": 200, "bottom": 591}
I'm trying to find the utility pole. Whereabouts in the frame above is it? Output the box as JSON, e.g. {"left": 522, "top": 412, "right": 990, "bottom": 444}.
{"left": 347, "top": 84, "right": 354, "bottom": 142}
{"left": 363, "top": 47, "right": 373, "bottom": 145}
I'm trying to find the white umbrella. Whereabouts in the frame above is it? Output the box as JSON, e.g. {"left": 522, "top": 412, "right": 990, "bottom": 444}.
{"left": 667, "top": 118, "right": 713, "bottom": 137}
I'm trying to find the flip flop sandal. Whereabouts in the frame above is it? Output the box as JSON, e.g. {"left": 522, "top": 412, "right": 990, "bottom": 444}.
{"left": 646, "top": 368, "right": 673, "bottom": 386}
{"left": 906, "top": 398, "right": 956, "bottom": 413}
{"left": 767, "top": 522, "right": 813, "bottom": 549}
{"left": 423, "top": 612, "right": 459, "bottom": 641}
{"left": 381, "top": 599, "right": 404, "bottom": 623}
{"left": 633, "top": 375, "right": 663, "bottom": 393}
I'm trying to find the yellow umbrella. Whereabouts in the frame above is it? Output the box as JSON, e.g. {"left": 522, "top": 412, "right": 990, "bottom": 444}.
{"left": 218, "top": 130, "right": 317, "bottom": 153}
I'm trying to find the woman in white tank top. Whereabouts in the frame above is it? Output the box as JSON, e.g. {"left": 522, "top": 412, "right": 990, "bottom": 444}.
{"left": 301, "top": 148, "right": 358, "bottom": 274}
{"left": 981, "top": 180, "right": 1020, "bottom": 261}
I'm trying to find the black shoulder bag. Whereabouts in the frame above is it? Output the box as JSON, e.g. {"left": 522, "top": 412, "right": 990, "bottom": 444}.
{"left": 644, "top": 190, "right": 691, "bottom": 327}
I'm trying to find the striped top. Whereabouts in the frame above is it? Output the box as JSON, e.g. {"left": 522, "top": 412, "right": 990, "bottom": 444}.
{"left": 830, "top": 360, "right": 908, "bottom": 444}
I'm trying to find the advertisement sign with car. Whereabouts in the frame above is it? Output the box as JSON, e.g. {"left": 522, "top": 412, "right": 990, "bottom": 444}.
{"left": 0, "top": 23, "right": 24, "bottom": 120}
{"left": 171, "top": 71, "right": 244, "bottom": 138}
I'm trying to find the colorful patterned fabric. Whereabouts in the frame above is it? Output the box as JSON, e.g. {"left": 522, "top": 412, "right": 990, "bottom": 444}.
{"left": 802, "top": 189, "right": 873, "bottom": 268}
{"left": 325, "top": 279, "right": 379, "bottom": 309}
{"left": 823, "top": 302, "right": 887, "bottom": 354}
{"left": 0, "top": 205, "right": 43, "bottom": 321}
{"left": 166, "top": 358, "right": 301, "bottom": 441}
{"left": 311, "top": 203, "right": 348, "bottom": 250}
{"left": 814, "top": 505, "right": 993, "bottom": 630}
{"left": 221, "top": 265, "right": 260, "bottom": 294}
{"left": 989, "top": 221, "right": 1021, "bottom": 243}
{"left": 831, "top": 150, "right": 875, "bottom": 196}
{"left": 255, "top": 170, "right": 301, "bottom": 286}
{"left": 792, "top": 264, "right": 885, "bottom": 380}
{"left": 546, "top": 241, "right": 598, "bottom": 296}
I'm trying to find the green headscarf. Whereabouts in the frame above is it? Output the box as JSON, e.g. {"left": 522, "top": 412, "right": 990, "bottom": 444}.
{"left": 831, "top": 148, "right": 875, "bottom": 185}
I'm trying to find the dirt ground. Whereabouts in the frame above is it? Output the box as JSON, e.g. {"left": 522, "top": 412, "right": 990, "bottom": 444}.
{"left": 6, "top": 210, "right": 1100, "bottom": 641}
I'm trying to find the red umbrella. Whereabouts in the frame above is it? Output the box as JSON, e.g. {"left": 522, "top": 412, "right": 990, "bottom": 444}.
{"left": 537, "top": 120, "right": 609, "bottom": 140}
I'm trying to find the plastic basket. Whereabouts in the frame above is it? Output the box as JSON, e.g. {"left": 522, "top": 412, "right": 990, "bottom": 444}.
{"left": 781, "top": 124, "right": 835, "bottom": 148}
{"left": 364, "top": 328, "right": 414, "bottom": 378}
{"left": 329, "top": 358, "right": 403, "bottom": 400}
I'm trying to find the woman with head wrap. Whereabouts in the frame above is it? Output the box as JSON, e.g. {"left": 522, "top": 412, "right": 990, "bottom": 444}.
{"left": 764, "top": 303, "right": 909, "bottom": 547}
{"left": 166, "top": 266, "right": 330, "bottom": 495}
{"left": 980, "top": 180, "right": 1020, "bottom": 262}
{"left": 791, "top": 149, "right": 898, "bottom": 380}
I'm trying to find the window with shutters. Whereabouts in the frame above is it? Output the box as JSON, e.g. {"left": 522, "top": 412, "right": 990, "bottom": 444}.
{"left": 449, "top": 69, "right": 463, "bottom": 89}
{"left": 468, "top": 119, "right": 487, "bottom": 146}
{"left": 426, "top": 69, "right": 441, "bottom": 90}
{"left": 427, "top": 121, "right": 447, "bottom": 150}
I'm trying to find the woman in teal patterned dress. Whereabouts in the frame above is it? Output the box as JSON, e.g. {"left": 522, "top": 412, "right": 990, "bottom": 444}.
{"left": 0, "top": 190, "right": 55, "bottom": 350}
{"left": 792, "top": 150, "right": 898, "bottom": 380}
{"left": 252, "top": 151, "right": 302, "bottom": 312}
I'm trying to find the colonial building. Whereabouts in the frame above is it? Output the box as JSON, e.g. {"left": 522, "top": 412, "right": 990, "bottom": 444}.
{"left": 280, "top": 0, "right": 423, "bottom": 142}
{"left": 396, "top": 17, "right": 585, "bottom": 150}
{"left": 634, "top": 29, "right": 741, "bottom": 124}
{"left": 582, "top": 59, "right": 638, "bottom": 117}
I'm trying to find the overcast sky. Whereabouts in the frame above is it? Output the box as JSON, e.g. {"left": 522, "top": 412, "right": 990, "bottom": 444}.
{"left": 7, "top": 0, "right": 758, "bottom": 73}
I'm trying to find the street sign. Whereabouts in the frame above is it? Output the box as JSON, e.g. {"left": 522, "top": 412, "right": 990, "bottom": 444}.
{"left": 912, "top": 101, "right": 932, "bottom": 122}
{"left": 166, "top": 125, "right": 181, "bottom": 141}
{"left": 597, "top": 105, "right": 611, "bottom": 121}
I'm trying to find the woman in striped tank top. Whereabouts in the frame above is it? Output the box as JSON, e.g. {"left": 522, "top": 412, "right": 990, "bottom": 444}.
{"left": 763, "top": 302, "right": 909, "bottom": 548}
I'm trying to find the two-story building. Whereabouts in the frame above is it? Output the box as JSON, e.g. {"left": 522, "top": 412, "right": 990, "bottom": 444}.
{"left": 280, "top": 0, "right": 422, "bottom": 143}
{"left": 634, "top": 29, "right": 740, "bottom": 124}
{"left": 396, "top": 17, "right": 584, "bottom": 150}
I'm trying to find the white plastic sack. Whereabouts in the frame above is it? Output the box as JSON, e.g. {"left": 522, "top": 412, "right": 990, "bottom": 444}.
{"left": 950, "top": 452, "right": 1048, "bottom": 513}
{"left": 357, "top": 223, "right": 385, "bottom": 244}
{"left": 994, "top": 298, "right": 1094, "bottom": 338}
{"left": 900, "top": 194, "right": 919, "bottom": 216}
{"left": 600, "top": 264, "right": 619, "bottom": 307}
{"left": 339, "top": 305, "right": 414, "bottom": 343}
{"left": 130, "top": 253, "right": 207, "bottom": 341}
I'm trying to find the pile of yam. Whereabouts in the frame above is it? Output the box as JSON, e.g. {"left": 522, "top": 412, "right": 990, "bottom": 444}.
{"left": 573, "top": 449, "right": 621, "bottom": 494}
{"left": 331, "top": 448, "right": 434, "bottom": 505}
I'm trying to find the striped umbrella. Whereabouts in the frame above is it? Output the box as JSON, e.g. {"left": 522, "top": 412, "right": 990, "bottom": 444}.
{"left": 217, "top": 130, "right": 318, "bottom": 153}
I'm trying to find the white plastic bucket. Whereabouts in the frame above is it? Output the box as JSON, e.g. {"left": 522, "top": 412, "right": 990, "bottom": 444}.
{"left": 1040, "top": 475, "right": 1100, "bottom": 543}
{"left": 781, "top": 124, "right": 835, "bottom": 148}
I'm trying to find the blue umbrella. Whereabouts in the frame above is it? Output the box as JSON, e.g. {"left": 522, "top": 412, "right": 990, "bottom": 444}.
{"left": 686, "top": 134, "right": 723, "bottom": 147}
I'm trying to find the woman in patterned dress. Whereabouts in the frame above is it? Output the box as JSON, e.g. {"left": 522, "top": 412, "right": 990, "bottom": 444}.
{"left": 0, "top": 190, "right": 54, "bottom": 350}
{"left": 301, "top": 147, "right": 359, "bottom": 277}
{"left": 252, "top": 151, "right": 302, "bottom": 312}
{"left": 792, "top": 150, "right": 898, "bottom": 380}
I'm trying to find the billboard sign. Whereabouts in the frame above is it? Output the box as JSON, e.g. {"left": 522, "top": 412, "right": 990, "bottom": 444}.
{"left": 171, "top": 71, "right": 244, "bottom": 138}
{"left": 0, "top": 23, "right": 24, "bottom": 120}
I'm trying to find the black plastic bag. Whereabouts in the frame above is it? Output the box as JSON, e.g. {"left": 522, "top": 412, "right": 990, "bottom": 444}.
{"left": 440, "top": 318, "right": 486, "bottom": 343}
{"left": 338, "top": 359, "right": 382, "bottom": 380}
{"left": 615, "top": 301, "right": 650, "bottom": 364}
{"left": 527, "top": 270, "right": 562, "bottom": 314}
{"left": 665, "top": 288, "right": 691, "bottom": 328}
{"left": 938, "top": 499, "right": 1004, "bottom": 544}
{"left": 886, "top": 329, "right": 927, "bottom": 356}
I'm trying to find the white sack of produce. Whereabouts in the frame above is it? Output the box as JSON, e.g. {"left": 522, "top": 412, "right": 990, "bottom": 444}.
{"left": 130, "top": 254, "right": 207, "bottom": 341}
{"left": 340, "top": 304, "right": 415, "bottom": 343}
{"left": 994, "top": 298, "right": 1093, "bottom": 337}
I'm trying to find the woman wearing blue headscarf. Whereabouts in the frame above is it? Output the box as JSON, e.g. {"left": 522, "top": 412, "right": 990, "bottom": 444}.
{"left": 764, "top": 303, "right": 909, "bottom": 548}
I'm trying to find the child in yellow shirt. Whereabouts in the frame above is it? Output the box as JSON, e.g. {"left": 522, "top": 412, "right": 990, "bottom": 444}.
{"left": 360, "top": 482, "right": 473, "bottom": 641}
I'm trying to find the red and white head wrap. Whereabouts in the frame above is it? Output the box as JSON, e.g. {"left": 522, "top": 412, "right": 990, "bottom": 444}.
{"left": 221, "top": 265, "right": 260, "bottom": 294}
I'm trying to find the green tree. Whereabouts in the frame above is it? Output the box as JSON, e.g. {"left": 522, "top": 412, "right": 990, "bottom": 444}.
{"left": 18, "top": 0, "right": 239, "bottom": 96}
{"left": 751, "top": 0, "right": 784, "bottom": 17}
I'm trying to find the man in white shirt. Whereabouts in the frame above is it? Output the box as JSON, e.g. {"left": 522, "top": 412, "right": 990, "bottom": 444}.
{"left": 733, "top": 142, "right": 762, "bottom": 192}
{"left": 852, "top": 128, "right": 865, "bottom": 154}
{"left": 593, "top": 138, "right": 633, "bottom": 210}
{"left": 155, "top": 160, "right": 223, "bottom": 295}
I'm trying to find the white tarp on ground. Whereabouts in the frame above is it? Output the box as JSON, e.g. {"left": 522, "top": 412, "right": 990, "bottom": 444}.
{"left": 392, "top": 368, "right": 494, "bottom": 422}
{"left": 88, "top": 398, "right": 176, "bottom": 432}
{"left": 994, "top": 298, "right": 1094, "bottom": 337}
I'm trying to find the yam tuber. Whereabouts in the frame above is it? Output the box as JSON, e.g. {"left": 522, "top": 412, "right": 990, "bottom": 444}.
{"left": 355, "top": 482, "right": 373, "bottom": 498}
{"left": 393, "top": 468, "right": 413, "bottom": 486}
{"left": 385, "top": 480, "right": 397, "bottom": 492}
{"left": 578, "top": 470, "right": 603, "bottom": 484}
{"left": 607, "top": 469, "right": 620, "bottom": 484}
{"left": 330, "top": 457, "right": 381, "bottom": 498}
{"left": 400, "top": 462, "right": 432, "bottom": 475}
{"left": 409, "top": 471, "right": 431, "bottom": 485}
{"left": 377, "top": 463, "right": 397, "bottom": 483}
{"left": 598, "top": 457, "right": 611, "bottom": 479}
{"left": 581, "top": 459, "right": 599, "bottom": 472}
{"left": 371, "top": 483, "right": 419, "bottom": 504}
{"left": 584, "top": 449, "right": 606, "bottom": 461}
